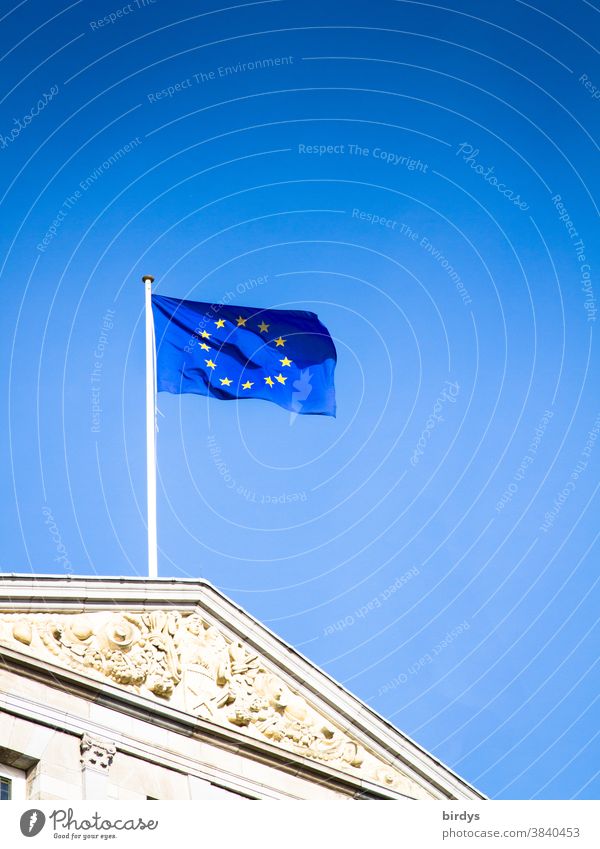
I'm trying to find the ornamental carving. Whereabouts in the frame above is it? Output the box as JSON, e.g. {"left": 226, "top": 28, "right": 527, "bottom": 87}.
{"left": 80, "top": 734, "right": 116, "bottom": 772}
{"left": 0, "top": 609, "right": 430, "bottom": 797}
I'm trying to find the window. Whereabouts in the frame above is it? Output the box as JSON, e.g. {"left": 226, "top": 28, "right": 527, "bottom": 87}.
{"left": 0, "top": 765, "right": 26, "bottom": 800}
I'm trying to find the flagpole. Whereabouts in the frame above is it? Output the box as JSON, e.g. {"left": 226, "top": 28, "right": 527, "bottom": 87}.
{"left": 142, "top": 274, "right": 158, "bottom": 578}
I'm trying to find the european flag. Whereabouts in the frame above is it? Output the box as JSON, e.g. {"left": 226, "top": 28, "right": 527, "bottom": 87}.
{"left": 152, "top": 295, "right": 337, "bottom": 416}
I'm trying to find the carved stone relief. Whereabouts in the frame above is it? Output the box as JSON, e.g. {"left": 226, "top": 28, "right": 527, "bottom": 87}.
{"left": 0, "top": 609, "right": 431, "bottom": 797}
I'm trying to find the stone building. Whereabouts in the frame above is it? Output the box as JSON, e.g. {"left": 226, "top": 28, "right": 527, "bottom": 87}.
{"left": 0, "top": 575, "right": 484, "bottom": 801}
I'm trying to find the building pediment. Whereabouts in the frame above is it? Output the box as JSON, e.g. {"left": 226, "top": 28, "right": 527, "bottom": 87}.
{"left": 0, "top": 576, "right": 484, "bottom": 800}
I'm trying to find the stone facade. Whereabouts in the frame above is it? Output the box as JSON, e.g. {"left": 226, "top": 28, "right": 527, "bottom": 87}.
{"left": 0, "top": 575, "right": 485, "bottom": 801}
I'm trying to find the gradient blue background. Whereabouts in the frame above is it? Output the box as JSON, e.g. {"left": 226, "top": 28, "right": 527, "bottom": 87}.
{"left": 0, "top": 0, "right": 598, "bottom": 800}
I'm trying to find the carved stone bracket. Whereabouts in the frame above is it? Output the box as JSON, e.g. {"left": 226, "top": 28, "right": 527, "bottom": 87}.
{"left": 80, "top": 734, "right": 116, "bottom": 772}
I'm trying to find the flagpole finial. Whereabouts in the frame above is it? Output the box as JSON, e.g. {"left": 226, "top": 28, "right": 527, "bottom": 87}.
{"left": 142, "top": 274, "right": 155, "bottom": 285}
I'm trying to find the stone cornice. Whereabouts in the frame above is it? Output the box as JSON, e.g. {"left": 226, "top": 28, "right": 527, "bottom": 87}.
{"left": 0, "top": 651, "right": 406, "bottom": 799}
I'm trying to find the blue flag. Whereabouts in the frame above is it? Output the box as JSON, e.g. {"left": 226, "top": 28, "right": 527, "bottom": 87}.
{"left": 151, "top": 295, "right": 337, "bottom": 416}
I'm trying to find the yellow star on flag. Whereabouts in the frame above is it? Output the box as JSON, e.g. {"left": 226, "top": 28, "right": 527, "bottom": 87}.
{"left": 264, "top": 376, "right": 275, "bottom": 387}
{"left": 200, "top": 342, "right": 210, "bottom": 351}
{"left": 275, "top": 373, "right": 287, "bottom": 385}
{"left": 242, "top": 380, "right": 254, "bottom": 390}
{"left": 200, "top": 330, "right": 211, "bottom": 339}
{"left": 205, "top": 359, "right": 216, "bottom": 370}
{"left": 220, "top": 377, "right": 233, "bottom": 387}
{"left": 280, "top": 356, "right": 292, "bottom": 367}
{"left": 258, "top": 321, "right": 269, "bottom": 333}
{"left": 273, "top": 336, "right": 285, "bottom": 347}
{"left": 214, "top": 319, "right": 226, "bottom": 328}
{"left": 236, "top": 316, "right": 247, "bottom": 327}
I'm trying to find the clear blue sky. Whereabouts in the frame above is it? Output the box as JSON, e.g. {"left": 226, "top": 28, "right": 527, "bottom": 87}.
{"left": 0, "top": 0, "right": 598, "bottom": 800}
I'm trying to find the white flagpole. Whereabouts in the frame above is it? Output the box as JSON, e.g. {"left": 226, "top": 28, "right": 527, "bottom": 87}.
{"left": 142, "top": 274, "right": 158, "bottom": 578}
